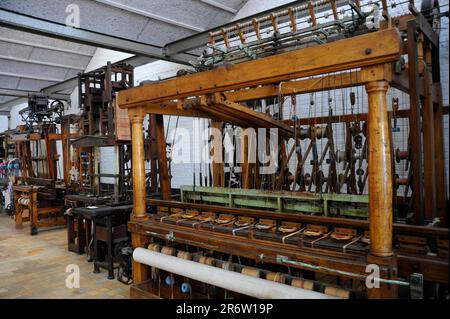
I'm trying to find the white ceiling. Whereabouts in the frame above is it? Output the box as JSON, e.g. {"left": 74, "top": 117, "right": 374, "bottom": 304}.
{"left": 0, "top": 0, "right": 248, "bottom": 111}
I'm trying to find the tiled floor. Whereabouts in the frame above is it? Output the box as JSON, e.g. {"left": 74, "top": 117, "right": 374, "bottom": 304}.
{"left": 0, "top": 214, "right": 130, "bottom": 299}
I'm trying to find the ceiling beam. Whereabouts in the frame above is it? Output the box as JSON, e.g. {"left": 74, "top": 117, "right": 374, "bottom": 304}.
{"left": 94, "top": 0, "right": 204, "bottom": 32}
{"left": 0, "top": 36, "right": 94, "bottom": 57}
{"left": 0, "top": 54, "right": 85, "bottom": 70}
{"left": 0, "top": 97, "right": 26, "bottom": 111}
{"left": 0, "top": 8, "right": 195, "bottom": 65}
{"left": 0, "top": 71, "right": 63, "bottom": 82}
{"left": 0, "top": 88, "right": 70, "bottom": 100}
{"left": 199, "top": 0, "right": 237, "bottom": 14}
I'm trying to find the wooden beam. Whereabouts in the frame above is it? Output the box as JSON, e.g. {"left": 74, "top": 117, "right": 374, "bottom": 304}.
{"left": 226, "top": 71, "right": 364, "bottom": 103}
{"left": 118, "top": 29, "right": 402, "bottom": 108}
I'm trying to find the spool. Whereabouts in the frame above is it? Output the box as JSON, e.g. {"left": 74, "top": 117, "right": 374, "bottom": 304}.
{"left": 304, "top": 173, "right": 312, "bottom": 186}
{"left": 324, "top": 286, "right": 350, "bottom": 299}
{"left": 198, "top": 256, "right": 215, "bottom": 266}
{"left": 291, "top": 278, "right": 314, "bottom": 290}
{"left": 147, "top": 243, "right": 161, "bottom": 252}
{"left": 354, "top": 134, "right": 363, "bottom": 149}
{"left": 161, "top": 246, "right": 177, "bottom": 256}
{"left": 312, "top": 126, "right": 327, "bottom": 139}
{"left": 241, "top": 268, "right": 261, "bottom": 278}
{"left": 221, "top": 261, "right": 233, "bottom": 271}
{"left": 181, "top": 282, "right": 191, "bottom": 293}
{"left": 165, "top": 275, "right": 175, "bottom": 286}
{"left": 395, "top": 175, "right": 408, "bottom": 189}
{"left": 299, "top": 127, "right": 311, "bottom": 140}
{"left": 177, "top": 251, "right": 193, "bottom": 260}
{"left": 266, "top": 272, "right": 285, "bottom": 284}
{"left": 395, "top": 148, "right": 409, "bottom": 163}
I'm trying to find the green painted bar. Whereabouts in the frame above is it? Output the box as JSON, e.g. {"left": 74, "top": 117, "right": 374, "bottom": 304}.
{"left": 180, "top": 186, "right": 368, "bottom": 218}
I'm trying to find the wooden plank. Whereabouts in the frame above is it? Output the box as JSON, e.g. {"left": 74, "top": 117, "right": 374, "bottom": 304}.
{"left": 118, "top": 29, "right": 402, "bottom": 107}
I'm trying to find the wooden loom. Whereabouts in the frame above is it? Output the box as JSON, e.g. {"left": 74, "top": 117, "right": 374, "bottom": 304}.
{"left": 11, "top": 94, "right": 66, "bottom": 235}
{"left": 118, "top": 0, "right": 448, "bottom": 299}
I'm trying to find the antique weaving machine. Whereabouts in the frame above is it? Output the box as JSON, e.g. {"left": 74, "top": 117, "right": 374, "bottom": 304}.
{"left": 11, "top": 93, "right": 66, "bottom": 235}
{"left": 65, "top": 62, "right": 134, "bottom": 256}
{"left": 118, "top": 0, "right": 448, "bottom": 299}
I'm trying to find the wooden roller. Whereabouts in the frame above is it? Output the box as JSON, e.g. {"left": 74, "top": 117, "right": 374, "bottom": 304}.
{"left": 198, "top": 256, "right": 215, "bottom": 266}
{"left": 161, "top": 246, "right": 177, "bottom": 256}
{"left": 266, "top": 272, "right": 285, "bottom": 284}
{"left": 147, "top": 243, "right": 161, "bottom": 252}
{"left": 177, "top": 251, "right": 193, "bottom": 260}
{"left": 241, "top": 267, "right": 261, "bottom": 278}
{"left": 291, "top": 278, "right": 314, "bottom": 290}
{"left": 324, "top": 286, "right": 350, "bottom": 299}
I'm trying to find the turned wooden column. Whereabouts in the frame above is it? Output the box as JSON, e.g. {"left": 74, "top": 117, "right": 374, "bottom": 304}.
{"left": 130, "top": 110, "right": 148, "bottom": 221}
{"left": 366, "top": 81, "right": 393, "bottom": 257}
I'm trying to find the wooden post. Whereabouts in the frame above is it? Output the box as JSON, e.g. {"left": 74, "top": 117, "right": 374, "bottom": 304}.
{"left": 366, "top": 80, "right": 393, "bottom": 257}
{"left": 366, "top": 80, "right": 397, "bottom": 299}
{"left": 434, "top": 82, "right": 448, "bottom": 224}
{"left": 131, "top": 232, "right": 150, "bottom": 284}
{"left": 93, "top": 146, "right": 100, "bottom": 196}
{"left": 61, "top": 119, "right": 70, "bottom": 187}
{"left": 407, "top": 20, "right": 425, "bottom": 224}
{"left": 130, "top": 108, "right": 148, "bottom": 221}
{"left": 155, "top": 114, "right": 171, "bottom": 200}
{"left": 149, "top": 115, "right": 158, "bottom": 193}
{"left": 422, "top": 44, "right": 437, "bottom": 221}
{"left": 242, "top": 133, "right": 250, "bottom": 189}
{"left": 211, "top": 120, "right": 225, "bottom": 187}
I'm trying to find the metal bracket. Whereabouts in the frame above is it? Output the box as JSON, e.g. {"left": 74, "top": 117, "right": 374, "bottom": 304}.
{"left": 410, "top": 273, "right": 424, "bottom": 299}
{"left": 166, "top": 231, "right": 175, "bottom": 242}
